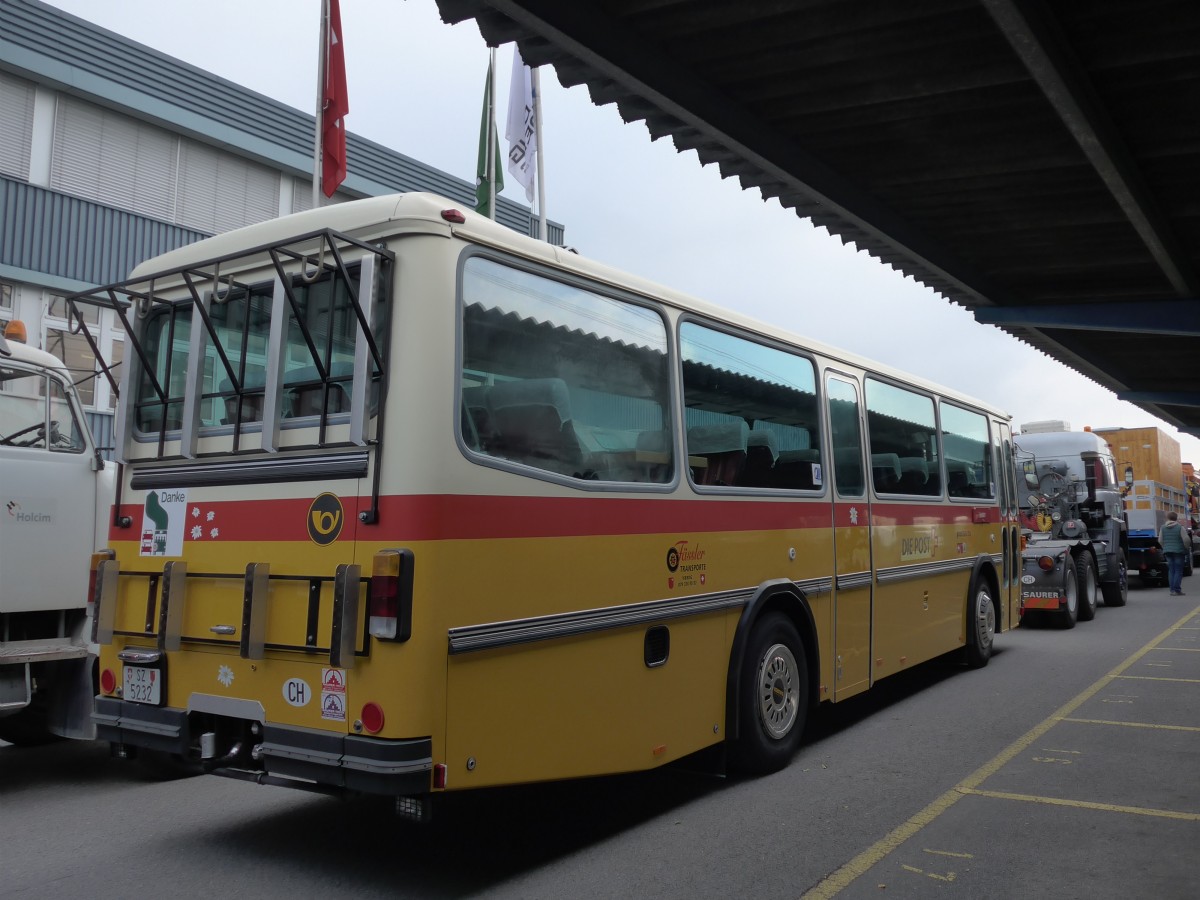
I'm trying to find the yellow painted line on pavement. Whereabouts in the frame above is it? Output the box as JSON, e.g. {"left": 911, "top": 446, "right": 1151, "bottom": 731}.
{"left": 800, "top": 604, "right": 1200, "bottom": 900}
{"left": 1115, "top": 675, "right": 1200, "bottom": 683}
{"left": 1062, "top": 718, "right": 1200, "bottom": 732}
{"left": 964, "top": 789, "right": 1200, "bottom": 821}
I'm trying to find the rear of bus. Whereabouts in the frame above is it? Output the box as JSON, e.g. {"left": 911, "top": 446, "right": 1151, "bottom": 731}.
{"left": 89, "top": 193, "right": 731, "bottom": 810}
{"left": 91, "top": 195, "right": 440, "bottom": 803}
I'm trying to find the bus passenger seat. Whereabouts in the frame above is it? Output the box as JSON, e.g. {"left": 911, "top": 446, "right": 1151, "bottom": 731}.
{"left": 946, "top": 458, "right": 971, "bottom": 497}
{"left": 461, "top": 385, "right": 494, "bottom": 448}
{"left": 897, "top": 456, "right": 929, "bottom": 493}
{"left": 775, "top": 448, "right": 821, "bottom": 489}
{"left": 743, "top": 430, "right": 779, "bottom": 487}
{"left": 634, "top": 429, "right": 673, "bottom": 482}
{"left": 218, "top": 366, "right": 266, "bottom": 425}
{"left": 687, "top": 420, "right": 749, "bottom": 486}
{"left": 871, "top": 453, "right": 901, "bottom": 493}
{"left": 488, "top": 378, "right": 583, "bottom": 473}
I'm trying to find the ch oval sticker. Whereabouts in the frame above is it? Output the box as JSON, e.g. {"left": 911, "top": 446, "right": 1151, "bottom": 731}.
{"left": 282, "top": 678, "right": 311, "bottom": 708}
{"left": 307, "top": 493, "right": 344, "bottom": 545}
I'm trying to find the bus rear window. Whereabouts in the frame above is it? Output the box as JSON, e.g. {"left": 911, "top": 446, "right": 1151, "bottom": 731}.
{"left": 133, "top": 265, "right": 382, "bottom": 434}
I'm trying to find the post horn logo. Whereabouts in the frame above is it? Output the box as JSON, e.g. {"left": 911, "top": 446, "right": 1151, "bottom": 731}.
{"left": 307, "top": 493, "right": 344, "bottom": 545}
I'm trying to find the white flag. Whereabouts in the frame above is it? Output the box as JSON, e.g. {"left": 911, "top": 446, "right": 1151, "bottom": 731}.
{"left": 505, "top": 46, "right": 536, "bottom": 202}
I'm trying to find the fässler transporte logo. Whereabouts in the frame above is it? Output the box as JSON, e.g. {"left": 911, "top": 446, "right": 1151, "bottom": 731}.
{"left": 307, "top": 492, "right": 344, "bottom": 545}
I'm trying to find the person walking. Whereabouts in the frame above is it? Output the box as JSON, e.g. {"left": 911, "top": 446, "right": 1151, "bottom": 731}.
{"left": 1159, "top": 511, "right": 1192, "bottom": 595}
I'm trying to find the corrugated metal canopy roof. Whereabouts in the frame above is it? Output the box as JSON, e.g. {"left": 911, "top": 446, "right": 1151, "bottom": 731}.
{"left": 435, "top": 0, "right": 1200, "bottom": 436}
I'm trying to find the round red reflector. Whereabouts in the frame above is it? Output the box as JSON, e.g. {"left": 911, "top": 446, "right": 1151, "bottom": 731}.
{"left": 360, "top": 702, "right": 385, "bottom": 734}
{"left": 100, "top": 668, "right": 117, "bottom": 694}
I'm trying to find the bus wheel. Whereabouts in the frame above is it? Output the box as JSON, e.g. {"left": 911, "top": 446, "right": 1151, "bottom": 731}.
{"left": 965, "top": 577, "right": 996, "bottom": 668}
{"left": 1076, "top": 553, "right": 1099, "bottom": 622}
{"left": 1101, "top": 552, "right": 1128, "bottom": 607}
{"left": 729, "top": 613, "right": 808, "bottom": 775}
{"left": 1058, "top": 555, "right": 1079, "bottom": 629}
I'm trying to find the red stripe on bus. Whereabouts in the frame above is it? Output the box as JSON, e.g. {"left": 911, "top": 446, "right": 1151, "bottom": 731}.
{"left": 113, "top": 495, "right": 1000, "bottom": 543}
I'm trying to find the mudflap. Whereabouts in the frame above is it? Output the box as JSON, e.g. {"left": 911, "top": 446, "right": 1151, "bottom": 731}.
{"left": 46, "top": 655, "right": 97, "bottom": 741}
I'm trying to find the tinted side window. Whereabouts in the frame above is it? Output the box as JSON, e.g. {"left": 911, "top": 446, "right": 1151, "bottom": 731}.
{"left": 865, "top": 378, "right": 940, "bottom": 496}
{"left": 680, "top": 323, "right": 821, "bottom": 490}
{"left": 461, "top": 257, "right": 672, "bottom": 483}
{"left": 827, "top": 376, "right": 864, "bottom": 497}
{"left": 942, "top": 403, "right": 994, "bottom": 499}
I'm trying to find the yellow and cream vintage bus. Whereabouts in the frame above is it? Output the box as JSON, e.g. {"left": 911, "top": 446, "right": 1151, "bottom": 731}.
{"left": 83, "top": 192, "right": 1020, "bottom": 814}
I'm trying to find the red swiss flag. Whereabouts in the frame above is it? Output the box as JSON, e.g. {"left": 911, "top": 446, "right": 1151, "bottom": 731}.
{"left": 321, "top": 0, "right": 349, "bottom": 197}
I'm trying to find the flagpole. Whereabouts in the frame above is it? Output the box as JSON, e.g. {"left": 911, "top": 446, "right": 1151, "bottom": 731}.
{"left": 488, "top": 47, "right": 497, "bottom": 220}
{"left": 532, "top": 66, "right": 546, "bottom": 241}
{"left": 312, "top": 0, "right": 328, "bottom": 208}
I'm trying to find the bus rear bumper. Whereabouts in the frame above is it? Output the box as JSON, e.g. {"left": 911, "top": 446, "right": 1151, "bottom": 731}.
{"left": 94, "top": 697, "right": 432, "bottom": 795}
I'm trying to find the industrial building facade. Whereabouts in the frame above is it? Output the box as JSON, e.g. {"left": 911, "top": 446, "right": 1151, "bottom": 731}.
{"left": 0, "top": 0, "right": 558, "bottom": 449}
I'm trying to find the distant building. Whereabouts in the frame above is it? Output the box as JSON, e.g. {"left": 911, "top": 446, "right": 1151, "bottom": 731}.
{"left": 0, "top": 0, "right": 560, "bottom": 451}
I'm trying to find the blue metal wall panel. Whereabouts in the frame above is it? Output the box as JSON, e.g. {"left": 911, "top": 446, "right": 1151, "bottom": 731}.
{"left": 0, "top": 177, "right": 208, "bottom": 286}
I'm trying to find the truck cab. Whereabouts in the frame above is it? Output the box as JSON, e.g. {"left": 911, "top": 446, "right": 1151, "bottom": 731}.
{"left": 1013, "top": 429, "right": 1128, "bottom": 626}
{"left": 0, "top": 321, "right": 114, "bottom": 744}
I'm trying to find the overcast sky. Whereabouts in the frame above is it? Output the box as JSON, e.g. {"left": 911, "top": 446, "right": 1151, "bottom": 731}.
{"left": 43, "top": 0, "right": 1200, "bottom": 467}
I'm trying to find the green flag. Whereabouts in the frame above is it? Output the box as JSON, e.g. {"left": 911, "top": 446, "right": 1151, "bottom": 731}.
{"left": 475, "top": 57, "right": 504, "bottom": 219}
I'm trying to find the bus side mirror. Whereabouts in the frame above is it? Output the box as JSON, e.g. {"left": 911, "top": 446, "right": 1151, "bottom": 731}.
{"left": 1124, "top": 465, "right": 1134, "bottom": 487}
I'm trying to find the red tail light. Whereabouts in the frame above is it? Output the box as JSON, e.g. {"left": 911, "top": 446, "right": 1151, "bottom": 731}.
{"left": 99, "top": 667, "right": 117, "bottom": 695}
{"left": 368, "top": 549, "right": 414, "bottom": 641}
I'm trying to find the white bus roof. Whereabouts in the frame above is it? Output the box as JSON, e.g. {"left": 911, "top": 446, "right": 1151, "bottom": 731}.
{"left": 127, "top": 192, "right": 1011, "bottom": 422}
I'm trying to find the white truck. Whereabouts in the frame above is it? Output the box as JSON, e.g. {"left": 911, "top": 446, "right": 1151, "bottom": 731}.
{"left": 0, "top": 322, "right": 114, "bottom": 744}
{"left": 1013, "top": 428, "right": 1129, "bottom": 628}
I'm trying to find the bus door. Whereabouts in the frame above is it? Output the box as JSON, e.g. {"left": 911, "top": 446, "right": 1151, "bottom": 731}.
{"left": 826, "top": 374, "right": 872, "bottom": 700}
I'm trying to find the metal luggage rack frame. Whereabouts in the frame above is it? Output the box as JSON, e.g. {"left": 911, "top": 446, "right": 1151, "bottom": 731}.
{"left": 64, "top": 229, "right": 395, "bottom": 526}
{"left": 93, "top": 558, "right": 370, "bottom": 667}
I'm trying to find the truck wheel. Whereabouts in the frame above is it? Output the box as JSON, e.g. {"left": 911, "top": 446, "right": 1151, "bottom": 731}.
{"left": 965, "top": 577, "right": 996, "bottom": 668}
{"left": 1076, "top": 553, "right": 1098, "bottom": 622}
{"left": 1058, "top": 555, "right": 1078, "bottom": 629}
{"left": 1101, "top": 552, "right": 1128, "bottom": 607}
{"left": 728, "top": 613, "right": 808, "bottom": 775}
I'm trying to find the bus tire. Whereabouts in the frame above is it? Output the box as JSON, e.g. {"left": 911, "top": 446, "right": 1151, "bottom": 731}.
{"left": 1076, "top": 552, "right": 1098, "bottom": 622}
{"left": 1058, "top": 555, "right": 1079, "bottom": 629}
{"left": 1101, "top": 552, "right": 1128, "bottom": 607}
{"left": 965, "top": 575, "right": 996, "bottom": 669}
{"left": 728, "top": 613, "right": 808, "bottom": 775}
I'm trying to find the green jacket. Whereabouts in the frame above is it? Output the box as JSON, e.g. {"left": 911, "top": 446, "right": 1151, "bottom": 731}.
{"left": 1159, "top": 520, "right": 1192, "bottom": 554}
